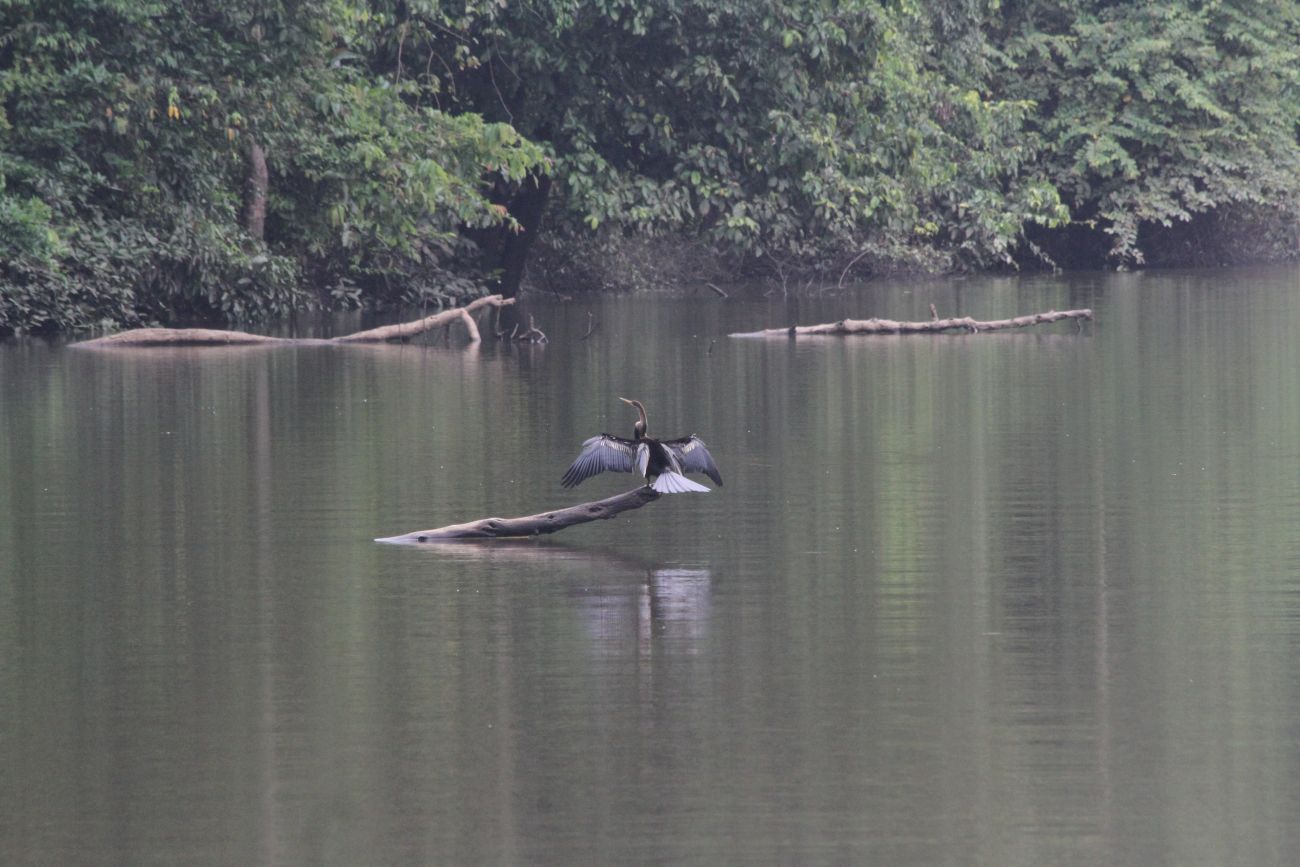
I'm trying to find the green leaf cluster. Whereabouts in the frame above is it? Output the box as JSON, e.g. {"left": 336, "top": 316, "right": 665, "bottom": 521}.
{"left": 400, "top": 0, "right": 1069, "bottom": 273}
{"left": 388, "top": 0, "right": 1298, "bottom": 276}
{"left": 998, "top": 0, "right": 1300, "bottom": 264}
{"left": 0, "top": 0, "right": 544, "bottom": 333}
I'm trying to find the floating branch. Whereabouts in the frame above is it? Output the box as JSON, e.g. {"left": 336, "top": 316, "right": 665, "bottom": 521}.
{"left": 729, "top": 308, "right": 1093, "bottom": 338}
{"left": 74, "top": 295, "right": 514, "bottom": 348}
{"left": 376, "top": 486, "right": 662, "bottom": 543}
{"left": 705, "top": 282, "right": 729, "bottom": 299}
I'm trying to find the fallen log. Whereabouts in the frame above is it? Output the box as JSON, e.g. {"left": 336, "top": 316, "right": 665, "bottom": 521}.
{"left": 729, "top": 307, "right": 1093, "bottom": 338}
{"left": 376, "top": 486, "right": 663, "bottom": 543}
{"left": 74, "top": 295, "right": 514, "bottom": 348}
{"left": 71, "top": 327, "right": 294, "bottom": 347}
{"left": 333, "top": 294, "right": 508, "bottom": 343}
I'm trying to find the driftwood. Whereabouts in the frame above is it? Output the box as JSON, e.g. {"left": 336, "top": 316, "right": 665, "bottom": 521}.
{"left": 730, "top": 307, "right": 1093, "bottom": 338}
{"left": 73, "top": 295, "right": 515, "bottom": 348}
{"left": 376, "top": 486, "right": 662, "bottom": 543}
{"left": 494, "top": 313, "right": 549, "bottom": 343}
{"left": 513, "top": 314, "right": 548, "bottom": 344}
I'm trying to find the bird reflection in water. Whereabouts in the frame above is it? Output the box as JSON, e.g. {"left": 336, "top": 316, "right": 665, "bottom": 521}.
{"left": 411, "top": 541, "right": 711, "bottom": 659}
{"left": 576, "top": 567, "right": 712, "bottom": 659}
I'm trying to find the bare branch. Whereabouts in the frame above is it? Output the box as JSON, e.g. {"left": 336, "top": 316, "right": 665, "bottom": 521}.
{"left": 334, "top": 295, "right": 513, "bottom": 343}
{"left": 837, "top": 248, "right": 872, "bottom": 289}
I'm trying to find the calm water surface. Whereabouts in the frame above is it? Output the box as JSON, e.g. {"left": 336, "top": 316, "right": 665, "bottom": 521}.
{"left": 3, "top": 269, "right": 1300, "bottom": 864}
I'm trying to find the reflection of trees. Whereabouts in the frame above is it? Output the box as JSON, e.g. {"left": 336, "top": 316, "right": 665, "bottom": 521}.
{"left": 0, "top": 337, "right": 541, "bottom": 863}
{"left": 9, "top": 277, "right": 1300, "bottom": 863}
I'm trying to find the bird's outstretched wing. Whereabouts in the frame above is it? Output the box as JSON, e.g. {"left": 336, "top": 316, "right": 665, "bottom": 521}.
{"left": 561, "top": 434, "right": 638, "bottom": 487}
{"left": 662, "top": 435, "right": 723, "bottom": 486}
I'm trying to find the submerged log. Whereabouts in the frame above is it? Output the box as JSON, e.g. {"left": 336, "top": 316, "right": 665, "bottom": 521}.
{"left": 74, "top": 327, "right": 293, "bottom": 347}
{"left": 729, "top": 307, "right": 1093, "bottom": 338}
{"left": 74, "top": 295, "right": 514, "bottom": 348}
{"left": 376, "top": 486, "right": 663, "bottom": 543}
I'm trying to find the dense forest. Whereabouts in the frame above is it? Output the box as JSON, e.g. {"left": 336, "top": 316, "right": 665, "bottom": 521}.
{"left": 2, "top": 0, "right": 1299, "bottom": 334}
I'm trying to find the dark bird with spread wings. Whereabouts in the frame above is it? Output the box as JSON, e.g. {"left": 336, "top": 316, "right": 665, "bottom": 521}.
{"left": 562, "top": 398, "right": 723, "bottom": 494}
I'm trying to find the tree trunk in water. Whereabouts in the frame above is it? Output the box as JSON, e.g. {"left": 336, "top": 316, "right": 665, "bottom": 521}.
{"left": 491, "top": 173, "right": 551, "bottom": 299}
{"left": 244, "top": 140, "right": 268, "bottom": 241}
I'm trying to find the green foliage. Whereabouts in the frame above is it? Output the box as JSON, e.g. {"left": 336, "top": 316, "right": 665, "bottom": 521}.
{"left": 999, "top": 0, "right": 1300, "bottom": 264}
{"left": 272, "top": 69, "right": 542, "bottom": 309}
{"left": 0, "top": 180, "right": 56, "bottom": 263}
{"left": 0, "top": 0, "right": 544, "bottom": 333}
{"left": 397, "top": 0, "right": 1068, "bottom": 274}
{"left": 4, "top": 0, "right": 1300, "bottom": 332}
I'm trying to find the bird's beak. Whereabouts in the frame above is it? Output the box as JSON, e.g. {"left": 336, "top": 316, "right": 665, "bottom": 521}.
{"left": 618, "top": 397, "right": 633, "bottom": 405}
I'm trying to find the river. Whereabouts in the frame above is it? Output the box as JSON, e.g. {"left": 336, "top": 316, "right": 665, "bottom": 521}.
{"left": 3, "top": 267, "right": 1300, "bottom": 864}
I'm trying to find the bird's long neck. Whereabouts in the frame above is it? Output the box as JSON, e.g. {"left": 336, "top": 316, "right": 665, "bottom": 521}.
{"left": 631, "top": 402, "right": 648, "bottom": 440}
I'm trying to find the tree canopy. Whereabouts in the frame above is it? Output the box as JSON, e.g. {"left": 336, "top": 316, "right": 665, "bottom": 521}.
{"left": 0, "top": 0, "right": 543, "bottom": 332}
{"left": 3, "top": 0, "right": 1298, "bottom": 333}
{"left": 998, "top": 0, "right": 1300, "bottom": 265}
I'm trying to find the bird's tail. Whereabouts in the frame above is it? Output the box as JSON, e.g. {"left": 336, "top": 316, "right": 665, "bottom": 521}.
{"left": 651, "top": 471, "right": 710, "bottom": 493}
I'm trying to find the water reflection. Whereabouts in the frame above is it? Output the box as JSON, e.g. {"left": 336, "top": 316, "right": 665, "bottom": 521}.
{"left": 6, "top": 268, "right": 1300, "bottom": 864}
{"left": 399, "top": 542, "right": 713, "bottom": 660}
{"left": 575, "top": 567, "right": 711, "bottom": 656}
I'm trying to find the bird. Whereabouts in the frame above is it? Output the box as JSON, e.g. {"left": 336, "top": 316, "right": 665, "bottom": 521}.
{"left": 562, "top": 398, "right": 723, "bottom": 494}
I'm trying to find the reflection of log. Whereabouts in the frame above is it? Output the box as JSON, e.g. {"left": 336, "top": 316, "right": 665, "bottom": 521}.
{"left": 730, "top": 308, "right": 1093, "bottom": 338}
{"left": 376, "top": 487, "right": 662, "bottom": 543}
{"left": 74, "top": 295, "right": 514, "bottom": 348}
